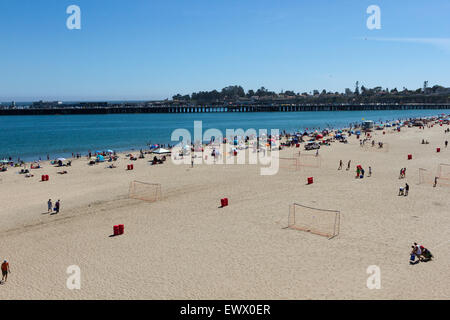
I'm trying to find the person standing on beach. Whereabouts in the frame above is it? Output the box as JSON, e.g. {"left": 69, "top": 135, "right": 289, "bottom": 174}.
{"left": 1, "top": 260, "right": 10, "bottom": 283}
{"left": 368, "top": 166, "right": 372, "bottom": 177}
{"left": 405, "top": 183, "right": 409, "bottom": 196}
{"left": 346, "top": 160, "right": 351, "bottom": 171}
{"left": 445, "top": 140, "right": 448, "bottom": 148}
{"left": 47, "top": 199, "right": 52, "bottom": 213}
{"left": 338, "top": 160, "right": 343, "bottom": 170}
{"left": 55, "top": 200, "right": 60, "bottom": 213}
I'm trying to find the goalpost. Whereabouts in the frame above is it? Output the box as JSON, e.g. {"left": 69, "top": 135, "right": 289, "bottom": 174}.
{"left": 418, "top": 168, "right": 433, "bottom": 185}
{"left": 128, "top": 181, "right": 162, "bottom": 202}
{"left": 278, "top": 157, "right": 301, "bottom": 171}
{"left": 418, "top": 166, "right": 450, "bottom": 187}
{"left": 293, "top": 153, "right": 321, "bottom": 168}
{"left": 288, "top": 203, "right": 340, "bottom": 239}
{"left": 438, "top": 163, "right": 450, "bottom": 181}
{"left": 435, "top": 163, "right": 450, "bottom": 187}
{"left": 362, "top": 142, "right": 389, "bottom": 152}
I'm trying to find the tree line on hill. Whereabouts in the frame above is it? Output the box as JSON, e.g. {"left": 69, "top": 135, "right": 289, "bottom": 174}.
{"left": 171, "top": 84, "right": 450, "bottom": 105}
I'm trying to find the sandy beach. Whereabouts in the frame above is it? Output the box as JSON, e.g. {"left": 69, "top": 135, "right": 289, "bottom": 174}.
{"left": 0, "top": 124, "right": 449, "bottom": 300}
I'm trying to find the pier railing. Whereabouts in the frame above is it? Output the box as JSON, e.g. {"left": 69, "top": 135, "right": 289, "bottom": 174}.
{"left": 1, "top": 103, "right": 450, "bottom": 115}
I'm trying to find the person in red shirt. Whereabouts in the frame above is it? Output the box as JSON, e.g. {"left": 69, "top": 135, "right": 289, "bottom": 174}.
{"left": 1, "top": 260, "right": 10, "bottom": 283}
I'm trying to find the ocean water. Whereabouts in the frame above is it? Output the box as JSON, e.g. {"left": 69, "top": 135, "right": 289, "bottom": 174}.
{"left": 0, "top": 109, "right": 447, "bottom": 161}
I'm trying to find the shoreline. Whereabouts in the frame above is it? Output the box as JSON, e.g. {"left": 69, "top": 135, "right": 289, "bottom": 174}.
{"left": 1, "top": 112, "right": 448, "bottom": 165}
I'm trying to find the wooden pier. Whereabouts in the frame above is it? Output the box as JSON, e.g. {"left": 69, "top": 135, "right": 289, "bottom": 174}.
{"left": 1, "top": 103, "right": 449, "bottom": 115}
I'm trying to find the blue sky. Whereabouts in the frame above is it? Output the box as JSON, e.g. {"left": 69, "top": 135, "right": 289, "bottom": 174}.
{"left": 0, "top": 0, "right": 449, "bottom": 101}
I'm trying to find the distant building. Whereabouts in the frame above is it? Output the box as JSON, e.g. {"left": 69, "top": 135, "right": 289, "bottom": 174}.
{"left": 31, "top": 100, "right": 62, "bottom": 108}
{"left": 79, "top": 102, "right": 108, "bottom": 108}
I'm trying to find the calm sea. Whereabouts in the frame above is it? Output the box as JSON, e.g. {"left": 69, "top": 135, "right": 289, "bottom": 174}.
{"left": 0, "top": 110, "right": 447, "bottom": 161}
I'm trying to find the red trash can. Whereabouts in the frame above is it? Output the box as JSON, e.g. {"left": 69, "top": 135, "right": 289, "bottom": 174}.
{"left": 407, "top": 154, "right": 412, "bottom": 160}
{"left": 437, "top": 148, "right": 441, "bottom": 153}
{"left": 118, "top": 224, "right": 124, "bottom": 235}
{"left": 42, "top": 175, "right": 46, "bottom": 181}
{"left": 220, "top": 198, "right": 226, "bottom": 207}
{"left": 113, "top": 225, "right": 119, "bottom": 236}
{"left": 307, "top": 177, "right": 314, "bottom": 184}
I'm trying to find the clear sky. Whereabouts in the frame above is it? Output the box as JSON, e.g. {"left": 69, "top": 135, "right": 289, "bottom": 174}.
{"left": 0, "top": 0, "right": 449, "bottom": 101}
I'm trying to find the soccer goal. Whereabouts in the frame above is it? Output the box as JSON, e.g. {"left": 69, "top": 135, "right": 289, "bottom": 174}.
{"left": 288, "top": 203, "right": 340, "bottom": 239}
{"left": 438, "top": 163, "right": 450, "bottom": 180}
{"left": 418, "top": 168, "right": 433, "bottom": 185}
{"left": 362, "top": 142, "right": 389, "bottom": 153}
{"left": 294, "top": 153, "right": 321, "bottom": 168}
{"left": 278, "top": 157, "right": 301, "bottom": 171}
{"left": 129, "top": 181, "right": 162, "bottom": 202}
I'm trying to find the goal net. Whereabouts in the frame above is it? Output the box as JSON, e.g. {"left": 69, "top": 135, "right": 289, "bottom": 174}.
{"left": 288, "top": 203, "right": 340, "bottom": 239}
{"left": 293, "top": 153, "right": 321, "bottom": 168}
{"left": 438, "top": 163, "right": 450, "bottom": 180}
{"left": 362, "top": 142, "right": 389, "bottom": 152}
{"left": 436, "top": 164, "right": 450, "bottom": 187}
{"left": 129, "top": 181, "right": 162, "bottom": 202}
{"left": 418, "top": 166, "right": 450, "bottom": 187}
{"left": 279, "top": 157, "right": 300, "bottom": 171}
{"left": 418, "top": 168, "right": 433, "bottom": 185}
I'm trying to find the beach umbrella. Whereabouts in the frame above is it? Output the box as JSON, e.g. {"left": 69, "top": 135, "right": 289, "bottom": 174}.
{"left": 0, "top": 159, "right": 9, "bottom": 163}
{"left": 106, "top": 149, "right": 114, "bottom": 153}
{"left": 96, "top": 155, "right": 105, "bottom": 162}
{"left": 57, "top": 158, "right": 66, "bottom": 161}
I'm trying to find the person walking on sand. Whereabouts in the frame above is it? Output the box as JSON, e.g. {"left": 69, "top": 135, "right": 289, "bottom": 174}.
{"left": 47, "top": 199, "right": 52, "bottom": 213}
{"left": 405, "top": 183, "right": 409, "bottom": 196}
{"left": 1, "top": 260, "right": 10, "bottom": 283}
{"left": 445, "top": 140, "right": 448, "bottom": 148}
{"left": 55, "top": 200, "right": 60, "bottom": 214}
{"left": 346, "top": 160, "right": 351, "bottom": 171}
{"left": 368, "top": 166, "right": 372, "bottom": 177}
{"left": 338, "top": 160, "right": 343, "bottom": 170}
